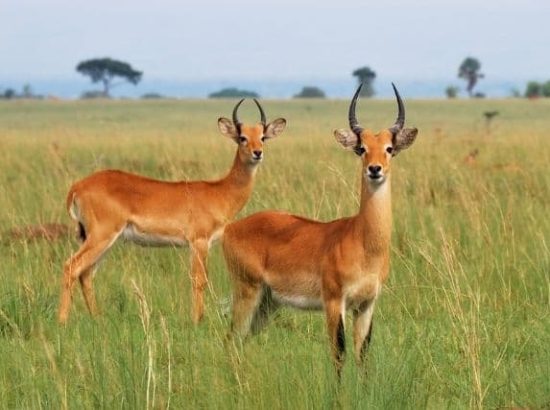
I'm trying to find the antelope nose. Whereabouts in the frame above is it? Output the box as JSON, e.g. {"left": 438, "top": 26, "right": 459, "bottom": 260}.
{"left": 368, "top": 165, "right": 382, "bottom": 174}
{"left": 253, "top": 150, "right": 263, "bottom": 158}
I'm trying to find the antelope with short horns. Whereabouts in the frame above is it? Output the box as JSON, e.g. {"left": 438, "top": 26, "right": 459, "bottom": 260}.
{"left": 222, "top": 84, "right": 418, "bottom": 374}
{"left": 58, "top": 99, "right": 287, "bottom": 324}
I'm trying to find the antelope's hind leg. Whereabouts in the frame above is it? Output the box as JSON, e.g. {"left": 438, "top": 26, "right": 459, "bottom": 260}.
{"left": 79, "top": 264, "right": 99, "bottom": 317}
{"left": 250, "top": 286, "right": 279, "bottom": 334}
{"left": 58, "top": 228, "right": 122, "bottom": 324}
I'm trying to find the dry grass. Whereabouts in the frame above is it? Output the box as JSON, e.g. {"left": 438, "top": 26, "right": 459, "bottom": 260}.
{"left": 0, "top": 98, "right": 548, "bottom": 409}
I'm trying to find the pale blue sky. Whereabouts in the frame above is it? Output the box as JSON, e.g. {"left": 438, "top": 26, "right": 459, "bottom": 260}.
{"left": 1, "top": 0, "right": 548, "bottom": 96}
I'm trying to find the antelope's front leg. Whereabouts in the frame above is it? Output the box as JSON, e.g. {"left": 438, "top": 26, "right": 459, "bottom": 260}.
{"left": 189, "top": 239, "right": 209, "bottom": 324}
{"left": 353, "top": 298, "right": 376, "bottom": 364}
{"left": 324, "top": 296, "right": 346, "bottom": 376}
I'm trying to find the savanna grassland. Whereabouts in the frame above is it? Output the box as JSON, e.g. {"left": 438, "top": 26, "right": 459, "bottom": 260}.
{"left": 0, "top": 98, "right": 548, "bottom": 409}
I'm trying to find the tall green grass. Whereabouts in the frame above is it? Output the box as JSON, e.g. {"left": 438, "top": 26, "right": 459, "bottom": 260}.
{"left": 0, "top": 98, "right": 548, "bottom": 409}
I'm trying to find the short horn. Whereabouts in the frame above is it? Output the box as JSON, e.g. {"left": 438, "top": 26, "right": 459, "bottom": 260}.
{"left": 390, "top": 83, "right": 405, "bottom": 134}
{"left": 253, "top": 98, "right": 267, "bottom": 128}
{"left": 349, "top": 83, "right": 364, "bottom": 137}
{"left": 232, "top": 98, "right": 245, "bottom": 131}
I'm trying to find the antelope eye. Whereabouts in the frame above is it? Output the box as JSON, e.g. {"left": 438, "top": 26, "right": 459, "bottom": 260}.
{"left": 261, "top": 136, "right": 267, "bottom": 142}
{"left": 238, "top": 136, "right": 247, "bottom": 143}
{"left": 355, "top": 146, "right": 366, "bottom": 156}
{"left": 386, "top": 146, "right": 394, "bottom": 154}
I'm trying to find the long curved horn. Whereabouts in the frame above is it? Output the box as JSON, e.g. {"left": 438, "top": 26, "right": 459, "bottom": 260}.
{"left": 232, "top": 98, "right": 245, "bottom": 131}
{"left": 390, "top": 83, "right": 405, "bottom": 134}
{"left": 253, "top": 98, "right": 267, "bottom": 128}
{"left": 349, "top": 83, "right": 364, "bottom": 137}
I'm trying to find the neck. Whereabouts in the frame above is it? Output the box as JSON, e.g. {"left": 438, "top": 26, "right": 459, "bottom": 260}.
{"left": 224, "top": 151, "right": 258, "bottom": 185}
{"left": 218, "top": 151, "right": 258, "bottom": 216}
{"left": 356, "top": 172, "right": 392, "bottom": 252}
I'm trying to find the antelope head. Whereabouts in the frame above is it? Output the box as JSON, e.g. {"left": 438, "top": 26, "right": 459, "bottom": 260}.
{"left": 334, "top": 83, "right": 418, "bottom": 185}
{"left": 218, "top": 99, "right": 287, "bottom": 165}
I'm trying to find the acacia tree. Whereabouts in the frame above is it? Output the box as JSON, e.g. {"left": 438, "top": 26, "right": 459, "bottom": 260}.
{"left": 76, "top": 58, "right": 142, "bottom": 97}
{"left": 352, "top": 66, "right": 376, "bottom": 97}
{"left": 458, "top": 57, "right": 484, "bottom": 97}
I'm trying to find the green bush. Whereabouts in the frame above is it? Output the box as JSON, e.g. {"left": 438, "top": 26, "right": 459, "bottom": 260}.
{"left": 208, "top": 87, "right": 259, "bottom": 98}
{"left": 293, "top": 86, "right": 326, "bottom": 98}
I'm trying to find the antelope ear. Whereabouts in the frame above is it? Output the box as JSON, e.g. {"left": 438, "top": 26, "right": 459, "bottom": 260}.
{"left": 264, "top": 118, "right": 287, "bottom": 139}
{"left": 393, "top": 127, "right": 418, "bottom": 155}
{"left": 334, "top": 129, "right": 360, "bottom": 150}
{"left": 218, "top": 117, "right": 239, "bottom": 140}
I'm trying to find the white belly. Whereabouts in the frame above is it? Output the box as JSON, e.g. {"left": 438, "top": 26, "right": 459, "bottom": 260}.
{"left": 122, "top": 224, "right": 187, "bottom": 247}
{"left": 272, "top": 291, "right": 323, "bottom": 311}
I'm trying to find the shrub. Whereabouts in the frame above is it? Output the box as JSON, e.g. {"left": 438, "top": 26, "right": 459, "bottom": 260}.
{"left": 294, "top": 86, "right": 326, "bottom": 98}
{"left": 208, "top": 88, "right": 259, "bottom": 98}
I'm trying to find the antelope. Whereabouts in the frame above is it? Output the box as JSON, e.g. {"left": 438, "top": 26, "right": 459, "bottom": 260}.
{"left": 222, "top": 84, "right": 418, "bottom": 374}
{"left": 58, "top": 99, "right": 287, "bottom": 325}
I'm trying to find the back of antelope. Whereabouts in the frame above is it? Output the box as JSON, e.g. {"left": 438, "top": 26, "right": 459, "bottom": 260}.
{"left": 58, "top": 100, "right": 287, "bottom": 324}
{"left": 222, "top": 83, "right": 418, "bottom": 375}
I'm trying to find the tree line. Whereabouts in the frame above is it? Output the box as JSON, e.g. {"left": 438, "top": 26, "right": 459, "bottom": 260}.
{"left": 69, "top": 56, "right": 484, "bottom": 99}
{"left": 524, "top": 81, "right": 550, "bottom": 98}
{"left": 1, "top": 56, "right": 546, "bottom": 99}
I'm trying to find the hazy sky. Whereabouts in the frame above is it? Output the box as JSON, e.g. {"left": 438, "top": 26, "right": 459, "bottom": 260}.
{"left": 1, "top": 0, "right": 549, "bottom": 84}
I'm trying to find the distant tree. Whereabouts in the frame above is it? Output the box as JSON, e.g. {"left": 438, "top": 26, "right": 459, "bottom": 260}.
{"left": 293, "top": 86, "right": 326, "bottom": 98}
{"left": 22, "top": 84, "right": 33, "bottom": 98}
{"left": 208, "top": 87, "right": 259, "bottom": 98}
{"left": 458, "top": 57, "right": 484, "bottom": 97}
{"left": 80, "top": 90, "right": 107, "bottom": 99}
{"left": 141, "top": 92, "right": 165, "bottom": 99}
{"left": 541, "top": 80, "right": 550, "bottom": 97}
{"left": 525, "top": 81, "right": 542, "bottom": 98}
{"left": 483, "top": 111, "right": 499, "bottom": 134}
{"left": 483, "top": 111, "right": 499, "bottom": 121}
{"left": 1, "top": 88, "right": 16, "bottom": 99}
{"left": 445, "top": 85, "right": 459, "bottom": 99}
{"left": 509, "top": 88, "right": 521, "bottom": 98}
{"left": 352, "top": 66, "right": 376, "bottom": 97}
{"left": 76, "top": 58, "right": 142, "bottom": 97}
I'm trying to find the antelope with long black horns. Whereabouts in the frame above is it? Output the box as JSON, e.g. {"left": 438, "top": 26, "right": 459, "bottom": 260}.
{"left": 222, "top": 83, "right": 418, "bottom": 375}
{"left": 58, "top": 99, "right": 287, "bottom": 324}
